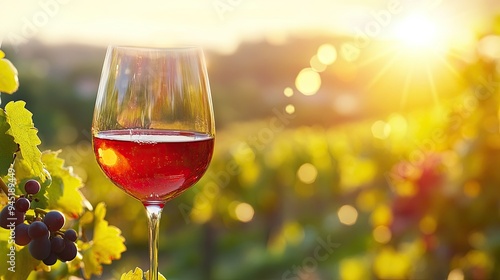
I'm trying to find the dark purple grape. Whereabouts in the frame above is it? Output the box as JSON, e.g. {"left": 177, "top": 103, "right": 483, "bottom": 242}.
{"left": 0, "top": 207, "right": 12, "bottom": 229}
{"left": 14, "top": 223, "right": 31, "bottom": 246}
{"left": 57, "top": 240, "right": 77, "bottom": 262}
{"left": 63, "top": 229, "right": 78, "bottom": 242}
{"left": 15, "top": 198, "right": 30, "bottom": 213}
{"left": 50, "top": 236, "right": 65, "bottom": 253}
{"left": 24, "top": 179, "right": 41, "bottom": 195}
{"left": 43, "top": 211, "right": 65, "bottom": 232}
{"left": 43, "top": 252, "right": 58, "bottom": 266}
{"left": 28, "top": 221, "right": 49, "bottom": 239}
{"left": 28, "top": 237, "right": 51, "bottom": 260}
{"left": 0, "top": 206, "right": 25, "bottom": 229}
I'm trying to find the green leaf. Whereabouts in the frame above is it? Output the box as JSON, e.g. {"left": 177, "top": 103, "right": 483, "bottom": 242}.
{"left": 0, "top": 110, "right": 17, "bottom": 176}
{"left": 81, "top": 203, "right": 126, "bottom": 279}
{"left": 41, "top": 150, "right": 84, "bottom": 216}
{"left": 5, "top": 101, "right": 43, "bottom": 178}
{"left": 0, "top": 51, "right": 19, "bottom": 94}
{"left": 120, "top": 267, "right": 167, "bottom": 280}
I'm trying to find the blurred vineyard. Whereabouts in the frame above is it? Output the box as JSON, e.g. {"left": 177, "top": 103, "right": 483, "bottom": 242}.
{"left": 3, "top": 15, "right": 500, "bottom": 280}
{"left": 70, "top": 23, "right": 500, "bottom": 279}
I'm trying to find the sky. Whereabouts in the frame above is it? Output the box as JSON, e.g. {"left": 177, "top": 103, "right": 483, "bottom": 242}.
{"left": 0, "top": 0, "right": 497, "bottom": 53}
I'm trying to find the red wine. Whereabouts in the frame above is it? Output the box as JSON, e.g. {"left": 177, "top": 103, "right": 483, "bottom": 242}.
{"left": 93, "top": 129, "right": 214, "bottom": 205}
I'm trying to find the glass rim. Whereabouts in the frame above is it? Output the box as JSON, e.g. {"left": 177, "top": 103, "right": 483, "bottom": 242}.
{"left": 108, "top": 45, "right": 203, "bottom": 52}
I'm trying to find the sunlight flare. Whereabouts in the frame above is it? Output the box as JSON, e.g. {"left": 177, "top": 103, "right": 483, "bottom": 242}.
{"left": 393, "top": 13, "right": 441, "bottom": 49}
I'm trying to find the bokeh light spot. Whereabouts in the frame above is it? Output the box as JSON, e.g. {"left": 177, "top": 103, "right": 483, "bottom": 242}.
{"left": 388, "top": 114, "right": 408, "bottom": 138}
{"left": 338, "top": 205, "right": 358, "bottom": 226}
{"left": 235, "top": 202, "right": 254, "bottom": 223}
{"left": 372, "top": 120, "right": 391, "bottom": 139}
{"left": 477, "top": 35, "right": 500, "bottom": 61}
{"left": 373, "top": 225, "right": 392, "bottom": 244}
{"left": 283, "top": 87, "right": 294, "bottom": 97}
{"left": 447, "top": 269, "right": 464, "bottom": 280}
{"left": 295, "top": 68, "right": 321, "bottom": 96}
{"left": 371, "top": 205, "right": 393, "bottom": 227}
{"left": 285, "top": 104, "right": 295, "bottom": 114}
{"left": 317, "top": 44, "right": 337, "bottom": 65}
{"left": 310, "top": 55, "right": 327, "bottom": 72}
{"left": 297, "top": 163, "right": 318, "bottom": 184}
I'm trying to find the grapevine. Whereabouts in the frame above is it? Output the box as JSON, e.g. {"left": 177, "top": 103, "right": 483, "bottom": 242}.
{"left": 0, "top": 50, "right": 126, "bottom": 279}
{"left": 0, "top": 179, "right": 78, "bottom": 265}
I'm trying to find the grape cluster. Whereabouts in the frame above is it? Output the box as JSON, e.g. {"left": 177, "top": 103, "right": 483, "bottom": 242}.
{"left": 0, "top": 179, "right": 78, "bottom": 265}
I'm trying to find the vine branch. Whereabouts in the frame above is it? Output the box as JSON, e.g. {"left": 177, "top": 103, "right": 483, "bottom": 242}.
{"left": 0, "top": 178, "right": 8, "bottom": 196}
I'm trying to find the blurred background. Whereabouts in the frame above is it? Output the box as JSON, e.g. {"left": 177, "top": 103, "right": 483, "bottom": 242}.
{"left": 3, "top": 0, "right": 500, "bottom": 279}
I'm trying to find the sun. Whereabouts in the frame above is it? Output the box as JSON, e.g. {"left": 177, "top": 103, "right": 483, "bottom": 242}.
{"left": 392, "top": 13, "right": 443, "bottom": 50}
{"left": 355, "top": 11, "right": 466, "bottom": 111}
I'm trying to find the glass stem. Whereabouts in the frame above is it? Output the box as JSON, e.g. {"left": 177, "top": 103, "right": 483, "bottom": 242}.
{"left": 145, "top": 204, "right": 163, "bottom": 280}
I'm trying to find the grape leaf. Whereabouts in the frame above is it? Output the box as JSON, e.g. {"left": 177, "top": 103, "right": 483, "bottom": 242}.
{"left": 41, "top": 150, "right": 84, "bottom": 216}
{"left": 81, "top": 202, "right": 126, "bottom": 279}
{"left": 4, "top": 101, "right": 43, "bottom": 178}
{"left": 121, "top": 267, "right": 144, "bottom": 280}
{"left": 0, "top": 110, "right": 17, "bottom": 177}
{"left": 120, "top": 267, "right": 167, "bottom": 280}
{"left": 0, "top": 50, "right": 19, "bottom": 95}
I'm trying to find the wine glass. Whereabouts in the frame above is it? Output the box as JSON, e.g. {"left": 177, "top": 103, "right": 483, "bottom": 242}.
{"left": 91, "top": 46, "right": 215, "bottom": 279}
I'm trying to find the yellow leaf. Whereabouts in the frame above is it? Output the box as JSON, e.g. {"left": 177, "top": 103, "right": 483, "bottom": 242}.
{"left": 81, "top": 203, "right": 126, "bottom": 279}
{"left": 120, "top": 267, "right": 167, "bottom": 280}
{"left": 5, "top": 101, "right": 43, "bottom": 177}
{"left": 0, "top": 52, "right": 19, "bottom": 94}
{"left": 41, "top": 150, "right": 84, "bottom": 216}
{"left": 121, "top": 267, "right": 144, "bottom": 280}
